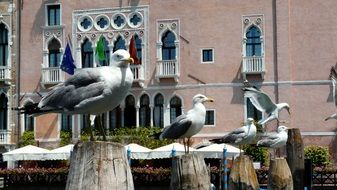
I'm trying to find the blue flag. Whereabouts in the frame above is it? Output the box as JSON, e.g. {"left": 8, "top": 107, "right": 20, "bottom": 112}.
{"left": 60, "top": 43, "right": 76, "bottom": 75}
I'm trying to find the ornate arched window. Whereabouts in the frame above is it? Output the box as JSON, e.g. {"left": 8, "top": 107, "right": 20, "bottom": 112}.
{"left": 48, "top": 38, "right": 61, "bottom": 67}
{"left": 153, "top": 94, "right": 164, "bottom": 127}
{"left": 170, "top": 96, "right": 182, "bottom": 123}
{"left": 98, "top": 37, "right": 110, "bottom": 66}
{"left": 113, "top": 36, "right": 126, "bottom": 52}
{"left": 24, "top": 101, "right": 34, "bottom": 131}
{"left": 246, "top": 26, "right": 261, "bottom": 56}
{"left": 124, "top": 95, "right": 136, "bottom": 127}
{"left": 162, "top": 31, "right": 176, "bottom": 60}
{"left": 134, "top": 34, "right": 142, "bottom": 64}
{"left": 81, "top": 39, "right": 93, "bottom": 68}
{"left": 139, "top": 94, "right": 150, "bottom": 127}
{"left": 0, "top": 23, "right": 8, "bottom": 67}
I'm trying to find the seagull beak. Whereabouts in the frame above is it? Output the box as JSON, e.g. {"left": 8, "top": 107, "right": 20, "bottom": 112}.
{"left": 287, "top": 108, "right": 291, "bottom": 115}
{"left": 204, "top": 97, "right": 214, "bottom": 103}
{"left": 123, "top": 57, "right": 134, "bottom": 64}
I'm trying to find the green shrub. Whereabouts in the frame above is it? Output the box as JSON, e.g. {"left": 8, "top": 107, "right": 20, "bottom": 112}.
{"left": 19, "top": 131, "right": 36, "bottom": 147}
{"left": 242, "top": 145, "right": 269, "bottom": 165}
{"left": 304, "top": 145, "right": 330, "bottom": 167}
{"left": 60, "top": 131, "right": 72, "bottom": 146}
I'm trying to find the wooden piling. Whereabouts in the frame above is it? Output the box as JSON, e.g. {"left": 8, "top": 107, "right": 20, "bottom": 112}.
{"left": 65, "top": 141, "right": 134, "bottom": 190}
{"left": 228, "top": 155, "right": 260, "bottom": 190}
{"left": 286, "top": 128, "right": 304, "bottom": 190}
{"left": 268, "top": 158, "right": 293, "bottom": 190}
{"left": 170, "top": 154, "right": 211, "bottom": 190}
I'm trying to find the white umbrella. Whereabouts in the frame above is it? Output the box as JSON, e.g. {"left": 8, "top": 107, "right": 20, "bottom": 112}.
{"left": 3, "top": 145, "right": 51, "bottom": 161}
{"left": 49, "top": 144, "right": 74, "bottom": 160}
{"left": 147, "top": 143, "right": 195, "bottom": 159}
{"left": 125, "top": 143, "right": 151, "bottom": 160}
{"left": 195, "top": 143, "right": 241, "bottom": 159}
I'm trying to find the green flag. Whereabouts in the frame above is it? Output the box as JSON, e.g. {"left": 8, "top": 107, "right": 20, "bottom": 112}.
{"left": 96, "top": 37, "right": 106, "bottom": 62}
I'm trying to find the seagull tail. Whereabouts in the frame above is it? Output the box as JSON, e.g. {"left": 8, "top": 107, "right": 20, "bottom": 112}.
{"left": 12, "top": 104, "right": 56, "bottom": 116}
{"left": 209, "top": 138, "right": 223, "bottom": 144}
{"left": 149, "top": 132, "right": 162, "bottom": 140}
{"left": 324, "top": 116, "right": 331, "bottom": 121}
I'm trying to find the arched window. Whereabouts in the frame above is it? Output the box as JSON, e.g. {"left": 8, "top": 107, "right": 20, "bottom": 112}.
{"left": 0, "top": 23, "right": 8, "bottom": 67}
{"left": 0, "top": 94, "right": 7, "bottom": 130}
{"left": 61, "top": 114, "right": 72, "bottom": 131}
{"left": 246, "top": 26, "right": 261, "bottom": 56}
{"left": 124, "top": 95, "right": 136, "bottom": 127}
{"left": 113, "top": 36, "right": 126, "bottom": 52}
{"left": 109, "top": 106, "right": 121, "bottom": 130}
{"left": 24, "top": 102, "right": 34, "bottom": 131}
{"left": 170, "top": 96, "right": 182, "bottom": 123}
{"left": 48, "top": 38, "right": 61, "bottom": 67}
{"left": 162, "top": 31, "right": 176, "bottom": 60}
{"left": 139, "top": 94, "right": 150, "bottom": 127}
{"left": 246, "top": 98, "right": 262, "bottom": 122}
{"left": 99, "top": 37, "right": 110, "bottom": 66}
{"left": 134, "top": 35, "right": 142, "bottom": 64}
{"left": 81, "top": 39, "right": 93, "bottom": 68}
{"left": 153, "top": 94, "right": 164, "bottom": 128}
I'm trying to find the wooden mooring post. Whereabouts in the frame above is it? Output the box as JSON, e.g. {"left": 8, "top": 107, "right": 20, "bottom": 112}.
{"left": 268, "top": 158, "right": 293, "bottom": 190}
{"left": 170, "top": 154, "right": 211, "bottom": 190}
{"left": 228, "top": 155, "right": 260, "bottom": 190}
{"left": 65, "top": 141, "right": 134, "bottom": 190}
{"left": 286, "top": 128, "right": 304, "bottom": 190}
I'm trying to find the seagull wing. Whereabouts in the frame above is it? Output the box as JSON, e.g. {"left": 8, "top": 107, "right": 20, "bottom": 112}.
{"left": 330, "top": 67, "right": 337, "bottom": 107}
{"left": 211, "top": 126, "right": 247, "bottom": 144}
{"left": 257, "top": 133, "right": 279, "bottom": 147}
{"left": 160, "top": 114, "right": 192, "bottom": 139}
{"left": 244, "top": 87, "right": 277, "bottom": 114}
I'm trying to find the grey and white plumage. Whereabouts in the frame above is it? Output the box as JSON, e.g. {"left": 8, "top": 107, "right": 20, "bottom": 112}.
{"left": 257, "top": 126, "right": 288, "bottom": 148}
{"left": 325, "top": 67, "right": 337, "bottom": 121}
{"left": 155, "top": 94, "right": 214, "bottom": 140}
{"left": 210, "top": 118, "right": 257, "bottom": 145}
{"left": 243, "top": 87, "right": 290, "bottom": 125}
{"left": 19, "top": 49, "right": 134, "bottom": 116}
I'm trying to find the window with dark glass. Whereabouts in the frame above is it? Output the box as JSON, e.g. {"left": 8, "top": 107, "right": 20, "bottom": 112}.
{"left": 202, "top": 49, "right": 213, "bottom": 62}
{"left": 135, "top": 35, "right": 142, "bottom": 64}
{"left": 113, "top": 36, "right": 126, "bottom": 52}
{"left": 81, "top": 39, "right": 93, "bottom": 68}
{"left": 109, "top": 106, "right": 121, "bottom": 130}
{"left": 154, "top": 94, "right": 164, "bottom": 128}
{"left": 81, "top": 114, "right": 90, "bottom": 130}
{"left": 0, "top": 24, "right": 8, "bottom": 67}
{"left": 205, "top": 110, "right": 215, "bottom": 125}
{"left": 162, "top": 31, "right": 176, "bottom": 60}
{"left": 99, "top": 37, "right": 110, "bottom": 66}
{"left": 246, "top": 98, "right": 262, "bottom": 122}
{"left": 47, "top": 5, "right": 60, "bottom": 26}
{"left": 61, "top": 114, "right": 72, "bottom": 131}
{"left": 246, "top": 26, "right": 261, "bottom": 56}
{"left": 124, "top": 95, "right": 136, "bottom": 127}
{"left": 170, "top": 96, "right": 182, "bottom": 123}
{"left": 139, "top": 94, "right": 150, "bottom": 127}
{"left": 0, "top": 94, "right": 7, "bottom": 130}
{"left": 48, "top": 38, "right": 61, "bottom": 67}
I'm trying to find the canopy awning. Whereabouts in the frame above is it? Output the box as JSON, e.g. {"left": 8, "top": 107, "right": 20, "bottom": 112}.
{"left": 125, "top": 143, "right": 152, "bottom": 160}
{"left": 3, "top": 145, "right": 51, "bottom": 161}
{"left": 195, "top": 143, "right": 241, "bottom": 159}
{"left": 147, "top": 143, "right": 195, "bottom": 159}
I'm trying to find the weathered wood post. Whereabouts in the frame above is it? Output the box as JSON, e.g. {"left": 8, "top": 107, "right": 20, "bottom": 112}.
{"left": 66, "top": 141, "right": 134, "bottom": 190}
{"left": 228, "top": 155, "right": 260, "bottom": 190}
{"left": 268, "top": 158, "right": 293, "bottom": 190}
{"left": 170, "top": 154, "right": 211, "bottom": 190}
{"left": 286, "top": 128, "right": 304, "bottom": 190}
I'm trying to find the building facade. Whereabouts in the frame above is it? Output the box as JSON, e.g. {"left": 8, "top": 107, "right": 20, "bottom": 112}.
{"left": 14, "top": 0, "right": 337, "bottom": 160}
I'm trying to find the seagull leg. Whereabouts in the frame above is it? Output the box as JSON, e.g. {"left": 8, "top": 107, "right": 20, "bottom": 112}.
{"left": 96, "top": 115, "right": 107, "bottom": 141}
{"left": 183, "top": 138, "right": 187, "bottom": 154}
{"left": 187, "top": 138, "right": 190, "bottom": 154}
{"left": 89, "top": 115, "right": 96, "bottom": 141}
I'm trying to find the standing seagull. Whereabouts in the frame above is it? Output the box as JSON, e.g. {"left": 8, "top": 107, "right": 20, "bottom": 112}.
{"left": 325, "top": 67, "right": 337, "bottom": 121}
{"left": 152, "top": 94, "right": 214, "bottom": 153}
{"left": 18, "top": 49, "right": 135, "bottom": 140}
{"left": 257, "top": 125, "right": 288, "bottom": 157}
{"left": 209, "top": 118, "right": 257, "bottom": 150}
{"left": 243, "top": 87, "right": 290, "bottom": 125}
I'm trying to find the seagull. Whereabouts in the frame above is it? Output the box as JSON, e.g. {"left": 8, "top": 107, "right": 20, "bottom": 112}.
{"left": 243, "top": 87, "right": 290, "bottom": 125}
{"left": 17, "top": 49, "right": 135, "bottom": 140}
{"left": 325, "top": 67, "right": 337, "bottom": 121}
{"left": 209, "top": 118, "right": 257, "bottom": 150}
{"left": 257, "top": 125, "right": 288, "bottom": 157}
{"left": 152, "top": 94, "right": 214, "bottom": 153}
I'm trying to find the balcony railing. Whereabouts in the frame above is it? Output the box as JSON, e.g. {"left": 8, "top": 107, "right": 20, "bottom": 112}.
{"left": 41, "top": 67, "right": 65, "bottom": 85}
{"left": 0, "top": 130, "right": 11, "bottom": 144}
{"left": 156, "top": 60, "right": 179, "bottom": 82}
{"left": 0, "top": 66, "right": 11, "bottom": 81}
{"left": 242, "top": 56, "right": 265, "bottom": 79}
{"left": 130, "top": 64, "right": 144, "bottom": 85}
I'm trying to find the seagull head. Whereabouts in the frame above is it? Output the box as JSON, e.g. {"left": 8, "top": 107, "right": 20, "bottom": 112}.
{"left": 111, "top": 49, "right": 134, "bottom": 67}
{"left": 246, "top": 118, "right": 254, "bottom": 124}
{"left": 282, "top": 103, "right": 290, "bottom": 115}
{"left": 192, "top": 94, "right": 214, "bottom": 105}
{"left": 277, "top": 126, "right": 288, "bottom": 133}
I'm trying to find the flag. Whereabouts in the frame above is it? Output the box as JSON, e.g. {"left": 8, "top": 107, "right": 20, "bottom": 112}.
{"left": 129, "top": 36, "right": 140, "bottom": 64}
{"left": 96, "top": 36, "right": 106, "bottom": 62}
{"left": 60, "top": 43, "right": 76, "bottom": 75}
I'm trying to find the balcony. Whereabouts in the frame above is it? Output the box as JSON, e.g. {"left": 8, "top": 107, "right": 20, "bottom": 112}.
{"left": 130, "top": 64, "right": 144, "bottom": 87}
{"left": 155, "top": 60, "right": 179, "bottom": 82}
{"left": 0, "top": 66, "right": 11, "bottom": 81}
{"left": 242, "top": 56, "right": 265, "bottom": 79}
{"left": 0, "top": 130, "right": 11, "bottom": 145}
{"left": 41, "top": 67, "right": 65, "bottom": 86}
